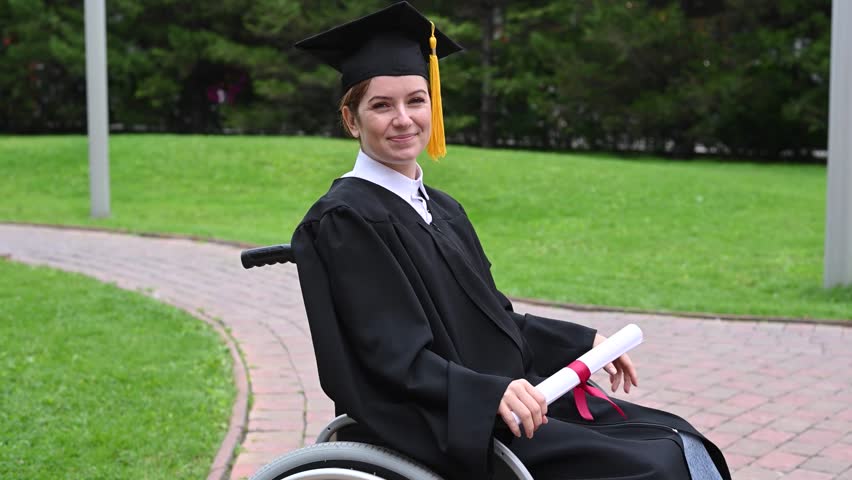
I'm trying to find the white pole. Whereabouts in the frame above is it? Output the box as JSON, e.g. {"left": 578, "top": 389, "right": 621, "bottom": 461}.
{"left": 824, "top": 0, "right": 852, "bottom": 288}
{"left": 85, "top": 0, "right": 110, "bottom": 218}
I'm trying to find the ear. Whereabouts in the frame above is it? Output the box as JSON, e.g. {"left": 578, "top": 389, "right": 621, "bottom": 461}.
{"left": 341, "top": 105, "right": 360, "bottom": 138}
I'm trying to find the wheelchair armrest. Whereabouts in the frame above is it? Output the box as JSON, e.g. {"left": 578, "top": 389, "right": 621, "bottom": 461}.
{"left": 493, "top": 439, "right": 534, "bottom": 480}
{"left": 316, "top": 414, "right": 359, "bottom": 443}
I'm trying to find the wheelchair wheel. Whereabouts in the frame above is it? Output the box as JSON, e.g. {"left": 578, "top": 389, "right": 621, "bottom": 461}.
{"left": 249, "top": 441, "right": 444, "bottom": 480}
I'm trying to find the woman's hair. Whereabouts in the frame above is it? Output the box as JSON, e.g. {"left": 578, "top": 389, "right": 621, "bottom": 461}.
{"left": 338, "top": 79, "right": 372, "bottom": 138}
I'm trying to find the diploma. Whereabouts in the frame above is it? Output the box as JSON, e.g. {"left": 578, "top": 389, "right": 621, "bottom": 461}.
{"left": 512, "top": 323, "right": 643, "bottom": 424}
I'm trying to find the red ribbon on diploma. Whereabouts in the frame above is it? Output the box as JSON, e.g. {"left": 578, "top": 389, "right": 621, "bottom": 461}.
{"left": 567, "top": 360, "right": 627, "bottom": 421}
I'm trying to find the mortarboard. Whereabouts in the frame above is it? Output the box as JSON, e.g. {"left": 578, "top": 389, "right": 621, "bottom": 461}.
{"left": 294, "top": 1, "right": 463, "bottom": 159}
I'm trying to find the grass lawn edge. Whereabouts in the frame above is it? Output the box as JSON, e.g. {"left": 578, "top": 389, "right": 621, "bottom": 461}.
{"left": 2, "top": 251, "right": 252, "bottom": 480}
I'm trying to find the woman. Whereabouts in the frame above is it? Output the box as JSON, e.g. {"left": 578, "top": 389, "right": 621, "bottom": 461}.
{"left": 292, "top": 2, "right": 730, "bottom": 479}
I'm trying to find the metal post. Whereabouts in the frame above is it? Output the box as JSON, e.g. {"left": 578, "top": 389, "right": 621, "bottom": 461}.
{"left": 85, "top": 0, "right": 110, "bottom": 218}
{"left": 824, "top": 0, "right": 852, "bottom": 288}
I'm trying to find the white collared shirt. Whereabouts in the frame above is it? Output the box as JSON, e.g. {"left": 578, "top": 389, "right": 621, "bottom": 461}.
{"left": 342, "top": 150, "right": 432, "bottom": 224}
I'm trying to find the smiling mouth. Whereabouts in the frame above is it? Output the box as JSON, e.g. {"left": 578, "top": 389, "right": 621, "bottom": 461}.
{"left": 389, "top": 133, "right": 418, "bottom": 141}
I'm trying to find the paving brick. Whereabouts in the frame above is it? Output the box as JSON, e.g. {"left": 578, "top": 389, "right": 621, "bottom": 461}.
{"left": 714, "top": 420, "right": 762, "bottom": 436}
{"left": 819, "top": 443, "right": 852, "bottom": 462}
{"left": 779, "top": 441, "right": 827, "bottom": 457}
{"left": 689, "top": 411, "right": 728, "bottom": 430}
{"left": 814, "top": 419, "right": 852, "bottom": 433}
{"left": 729, "top": 438, "right": 779, "bottom": 457}
{"left": 305, "top": 410, "right": 337, "bottom": 423}
{"left": 700, "top": 387, "right": 742, "bottom": 403}
{"left": 770, "top": 418, "right": 819, "bottom": 434}
{"left": 248, "top": 417, "right": 303, "bottom": 433}
{"left": 734, "top": 465, "right": 785, "bottom": 479}
{"left": 669, "top": 381, "right": 711, "bottom": 394}
{"left": 749, "top": 428, "right": 796, "bottom": 445}
{"left": 809, "top": 400, "right": 852, "bottom": 417}
{"left": 724, "top": 452, "right": 756, "bottom": 469}
{"left": 789, "top": 409, "right": 830, "bottom": 422}
{"left": 726, "top": 379, "right": 763, "bottom": 392}
{"left": 649, "top": 388, "right": 691, "bottom": 403}
{"left": 252, "top": 394, "right": 305, "bottom": 411}
{"left": 756, "top": 451, "right": 808, "bottom": 472}
{"left": 733, "top": 410, "right": 781, "bottom": 426}
{"left": 704, "top": 402, "right": 750, "bottom": 416}
{"left": 781, "top": 470, "right": 836, "bottom": 480}
{"left": 251, "top": 381, "right": 304, "bottom": 395}
{"left": 242, "top": 431, "right": 303, "bottom": 453}
{"left": 793, "top": 429, "right": 845, "bottom": 447}
{"left": 835, "top": 468, "right": 852, "bottom": 479}
{"left": 800, "top": 456, "right": 852, "bottom": 475}
{"left": 728, "top": 393, "right": 770, "bottom": 409}
{"left": 681, "top": 394, "right": 721, "bottom": 408}
{"left": 250, "top": 410, "right": 304, "bottom": 422}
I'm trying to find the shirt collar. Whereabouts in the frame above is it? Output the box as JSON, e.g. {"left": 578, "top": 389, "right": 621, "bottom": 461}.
{"left": 347, "top": 149, "right": 430, "bottom": 201}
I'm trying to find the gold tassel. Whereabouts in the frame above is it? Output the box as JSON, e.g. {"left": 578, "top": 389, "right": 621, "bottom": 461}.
{"left": 427, "top": 22, "right": 446, "bottom": 160}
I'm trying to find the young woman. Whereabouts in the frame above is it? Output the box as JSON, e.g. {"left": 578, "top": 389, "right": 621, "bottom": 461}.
{"left": 292, "top": 2, "right": 730, "bottom": 479}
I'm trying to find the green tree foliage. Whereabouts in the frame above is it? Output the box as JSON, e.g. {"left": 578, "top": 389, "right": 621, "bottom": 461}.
{"left": 489, "top": 0, "right": 830, "bottom": 159}
{"left": 1, "top": 0, "right": 86, "bottom": 132}
{"left": 0, "top": 0, "right": 832, "bottom": 160}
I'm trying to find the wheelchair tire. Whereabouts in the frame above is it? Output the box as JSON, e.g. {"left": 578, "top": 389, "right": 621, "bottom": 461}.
{"left": 249, "top": 441, "right": 444, "bottom": 480}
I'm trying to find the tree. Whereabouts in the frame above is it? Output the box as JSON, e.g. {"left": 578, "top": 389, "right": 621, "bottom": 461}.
{"left": 1, "top": 0, "right": 87, "bottom": 133}
{"left": 0, "top": 0, "right": 833, "bottom": 161}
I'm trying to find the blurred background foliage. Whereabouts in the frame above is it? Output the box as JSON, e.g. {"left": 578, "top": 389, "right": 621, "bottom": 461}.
{"left": 0, "top": 0, "right": 831, "bottom": 161}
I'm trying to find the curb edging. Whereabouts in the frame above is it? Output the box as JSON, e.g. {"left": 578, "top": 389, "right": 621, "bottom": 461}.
{"left": 193, "top": 310, "right": 250, "bottom": 480}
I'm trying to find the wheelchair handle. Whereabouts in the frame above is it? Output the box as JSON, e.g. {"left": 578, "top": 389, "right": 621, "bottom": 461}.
{"left": 241, "top": 244, "right": 295, "bottom": 269}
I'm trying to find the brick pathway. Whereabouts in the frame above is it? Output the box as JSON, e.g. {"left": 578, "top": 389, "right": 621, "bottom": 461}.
{"left": 2, "top": 224, "right": 851, "bottom": 480}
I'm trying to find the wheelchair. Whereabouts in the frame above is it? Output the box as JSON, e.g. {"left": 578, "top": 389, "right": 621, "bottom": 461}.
{"left": 241, "top": 244, "right": 534, "bottom": 480}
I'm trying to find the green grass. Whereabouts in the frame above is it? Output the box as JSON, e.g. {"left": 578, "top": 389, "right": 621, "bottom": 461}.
{"left": 1, "top": 134, "right": 850, "bottom": 319}
{"left": 0, "top": 259, "right": 235, "bottom": 479}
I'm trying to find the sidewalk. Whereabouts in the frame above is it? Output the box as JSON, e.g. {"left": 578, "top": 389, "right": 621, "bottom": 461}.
{"left": 1, "top": 224, "right": 851, "bottom": 479}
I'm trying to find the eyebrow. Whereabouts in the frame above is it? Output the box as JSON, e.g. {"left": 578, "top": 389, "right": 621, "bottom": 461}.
{"left": 367, "top": 89, "right": 428, "bottom": 103}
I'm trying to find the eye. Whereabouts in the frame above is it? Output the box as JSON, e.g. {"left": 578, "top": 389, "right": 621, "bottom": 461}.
{"left": 370, "top": 101, "right": 390, "bottom": 110}
{"left": 409, "top": 97, "right": 427, "bottom": 105}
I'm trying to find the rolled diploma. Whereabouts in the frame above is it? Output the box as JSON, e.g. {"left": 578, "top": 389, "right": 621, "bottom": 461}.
{"left": 512, "top": 323, "right": 643, "bottom": 424}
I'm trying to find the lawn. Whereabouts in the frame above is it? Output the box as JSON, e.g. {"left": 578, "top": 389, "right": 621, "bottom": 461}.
{"left": 0, "top": 259, "right": 235, "bottom": 478}
{"left": 1, "top": 134, "right": 850, "bottom": 319}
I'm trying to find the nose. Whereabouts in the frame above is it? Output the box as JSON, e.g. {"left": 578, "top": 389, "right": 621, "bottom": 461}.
{"left": 393, "top": 106, "right": 413, "bottom": 128}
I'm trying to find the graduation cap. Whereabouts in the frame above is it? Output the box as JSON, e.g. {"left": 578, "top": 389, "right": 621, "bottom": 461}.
{"left": 294, "top": 1, "right": 463, "bottom": 159}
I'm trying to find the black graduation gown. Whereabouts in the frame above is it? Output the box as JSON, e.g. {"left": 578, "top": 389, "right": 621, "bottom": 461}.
{"left": 292, "top": 177, "right": 731, "bottom": 480}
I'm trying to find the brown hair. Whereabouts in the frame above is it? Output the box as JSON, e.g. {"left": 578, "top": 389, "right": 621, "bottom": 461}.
{"left": 338, "top": 79, "right": 372, "bottom": 138}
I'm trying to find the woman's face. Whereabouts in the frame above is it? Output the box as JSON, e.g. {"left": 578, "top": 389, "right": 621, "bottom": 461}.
{"left": 345, "top": 75, "right": 431, "bottom": 166}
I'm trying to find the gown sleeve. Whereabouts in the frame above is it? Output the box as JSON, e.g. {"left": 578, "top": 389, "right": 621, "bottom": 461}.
{"left": 458, "top": 204, "right": 597, "bottom": 377}
{"left": 295, "top": 205, "right": 512, "bottom": 475}
{"left": 498, "top": 291, "right": 597, "bottom": 377}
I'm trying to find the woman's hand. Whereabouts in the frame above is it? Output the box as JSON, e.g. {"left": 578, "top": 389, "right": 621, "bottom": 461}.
{"left": 594, "top": 333, "right": 639, "bottom": 394}
{"left": 498, "top": 379, "right": 548, "bottom": 439}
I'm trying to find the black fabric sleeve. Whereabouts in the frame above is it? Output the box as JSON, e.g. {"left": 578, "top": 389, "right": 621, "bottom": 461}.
{"left": 457, "top": 204, "right": 597, "bottom": 377}
{"left": 310, "top": 206, "right": 512, "bottom": 474}
{"left": 502, "top": 300, "right": 597, "bottom": 377}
